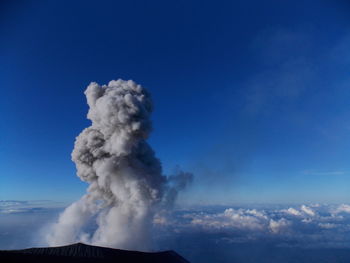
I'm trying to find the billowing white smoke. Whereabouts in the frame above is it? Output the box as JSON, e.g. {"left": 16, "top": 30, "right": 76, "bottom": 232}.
{"left": 46, "top": 79, "right": 192, "bottom": 250}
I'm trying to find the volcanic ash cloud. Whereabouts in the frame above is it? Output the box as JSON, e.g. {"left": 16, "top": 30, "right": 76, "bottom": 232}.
{"left": 46, "top": 79, "right": 192, "bottom": 250}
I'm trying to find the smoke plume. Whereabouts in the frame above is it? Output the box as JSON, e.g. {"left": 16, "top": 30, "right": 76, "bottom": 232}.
{"left": 46, "top": 79, "right": 192, "bottom": 250}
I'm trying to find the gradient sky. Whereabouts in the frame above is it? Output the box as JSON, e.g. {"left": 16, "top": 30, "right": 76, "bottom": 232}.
{"left": 1, "top": 0, "right": 350, "bottom": 204}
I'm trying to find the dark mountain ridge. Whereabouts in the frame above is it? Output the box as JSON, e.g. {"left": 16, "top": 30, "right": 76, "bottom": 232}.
{"left": 0, "top": 242, "right": 190, "bottom": 263}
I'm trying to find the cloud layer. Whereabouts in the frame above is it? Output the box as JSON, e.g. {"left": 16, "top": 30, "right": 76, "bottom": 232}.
{"left": 0, "top": 200, "right": 64, "bottom": 214}
{"left": 154, "top": 203, "right": 350, "bottom": 248}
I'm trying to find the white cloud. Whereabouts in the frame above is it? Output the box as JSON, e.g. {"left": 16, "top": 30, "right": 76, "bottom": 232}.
{"left": 156, "top": 203, "right": 350, "bottom": 248}
{"left": 0, "top": 200, "right": 65, "bottom": 214}
{"left": 269, "top": 218, "right": 291, "bottom": 234}
{"left": 190, "top": 208, "right": 268, "bottom": 231}
{"left": 300, "top": 205, "right": 316, "bottom": 217}
{"left": 182, "top": 204, "right": 344, "bottom": 236}
{"left": 333, "top": 204, "right": 350, "bottom": 214}
{"left": 243, "top": 209, "right": 268, "bottom": 219}
{"left": 282, "top": 207, "right": 302, "bottom": 216}
{"left": 282, "top": 205, "right": 316, "bottom": 217}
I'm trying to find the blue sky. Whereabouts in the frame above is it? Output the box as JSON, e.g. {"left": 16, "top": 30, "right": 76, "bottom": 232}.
{"left": 1, "top": 0, "right": 350, "bottom": 204}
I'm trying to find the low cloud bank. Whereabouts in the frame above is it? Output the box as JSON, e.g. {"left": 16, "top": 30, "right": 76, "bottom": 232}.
{"left": 2, "top": 202, "right": 350, "bottom": 250}
{"left": 154, "top": 203, "right": 350, "bottom": 248}
{"left": 0, "top": 200, "right": 65, "bottom": 214}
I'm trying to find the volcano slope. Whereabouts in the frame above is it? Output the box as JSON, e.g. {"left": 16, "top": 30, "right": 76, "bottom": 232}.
{"left": 0, "top": 242, "right": 190, "bottom": 263}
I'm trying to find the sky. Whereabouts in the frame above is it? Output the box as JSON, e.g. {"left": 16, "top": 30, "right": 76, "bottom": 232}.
{"left": 1, "top": 0, "right": 350, "bottom": 205}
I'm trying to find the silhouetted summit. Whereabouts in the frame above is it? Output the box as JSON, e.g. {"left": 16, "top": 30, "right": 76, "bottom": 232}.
{"left": 0, "top": 242, "right": 190, "bottom": 263}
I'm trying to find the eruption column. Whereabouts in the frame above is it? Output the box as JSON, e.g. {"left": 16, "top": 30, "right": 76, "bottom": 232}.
{"left": 46, "top": 79, "right": 192, "bottom": 250}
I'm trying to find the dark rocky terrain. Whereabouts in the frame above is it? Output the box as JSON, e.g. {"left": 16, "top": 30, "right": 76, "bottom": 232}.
{"left": 0, "top": 242, "right": 190, "bottom": 263}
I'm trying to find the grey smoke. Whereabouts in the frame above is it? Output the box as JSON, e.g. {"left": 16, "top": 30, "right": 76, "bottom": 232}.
{"left": 46, "top": 79, "right": 192, "bottom": 250}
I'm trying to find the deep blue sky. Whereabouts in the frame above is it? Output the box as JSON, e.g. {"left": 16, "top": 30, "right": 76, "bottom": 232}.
{"left": 1, "top": 0, "right": 350, "bottom": 204}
